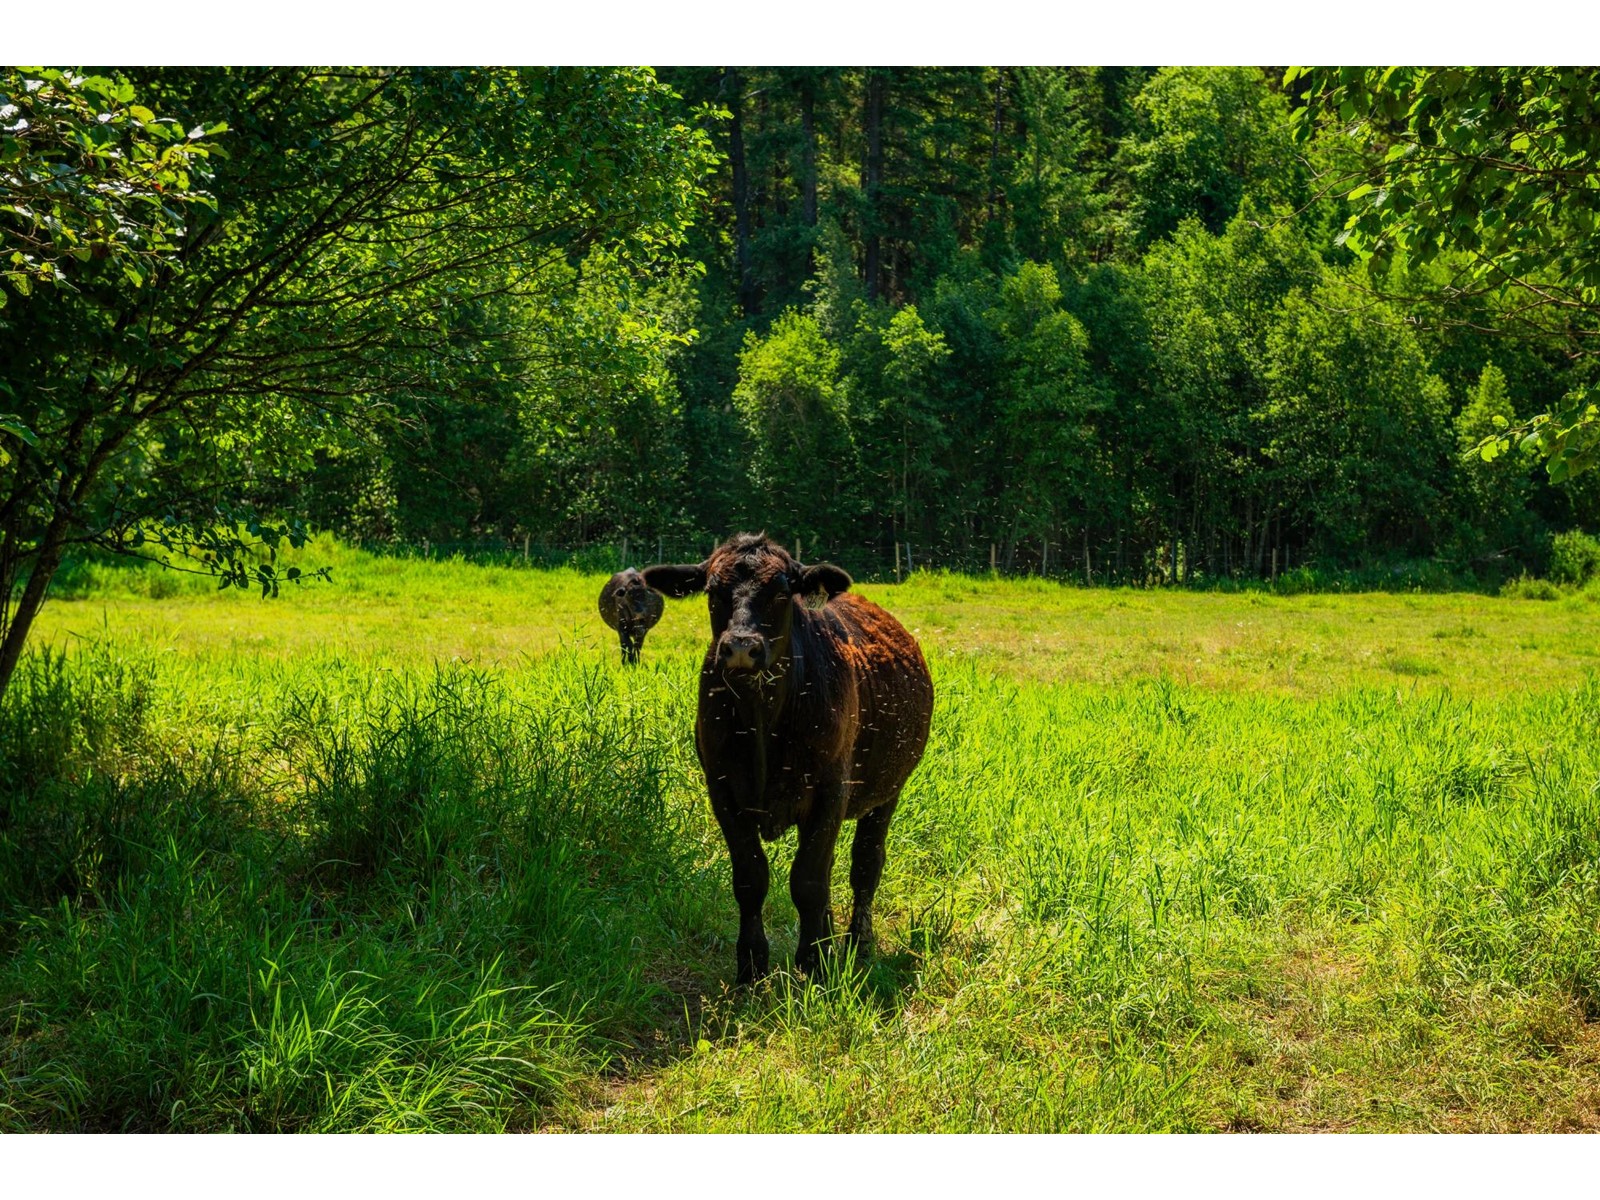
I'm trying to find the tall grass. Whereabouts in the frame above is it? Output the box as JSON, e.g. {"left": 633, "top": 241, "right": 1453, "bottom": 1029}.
{"left": 5, "top": 562, "right": 1600, "bottom": 1130}
{"left": 0, "top": 641, "right": 724, "bottom": 1130}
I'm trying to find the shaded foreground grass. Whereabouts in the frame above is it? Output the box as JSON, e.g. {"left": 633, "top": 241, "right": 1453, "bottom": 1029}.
{"left": 4, "top": 552, "right": 1600, "bottom": 1131}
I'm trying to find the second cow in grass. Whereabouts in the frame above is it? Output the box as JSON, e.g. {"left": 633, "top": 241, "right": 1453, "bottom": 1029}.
{"left": 644, "top": 533, "right": 933, "bottom": 983}
{"left": 598, "top": 568, "right": 665, "bottom": 665}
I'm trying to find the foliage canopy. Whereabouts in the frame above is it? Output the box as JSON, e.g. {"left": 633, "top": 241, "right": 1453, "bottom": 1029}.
{"left": 0, "top": 65, "right": 715, "bottom": 699}
{"left": 1290, "top": 66, "right": 1600, "bottom": 481}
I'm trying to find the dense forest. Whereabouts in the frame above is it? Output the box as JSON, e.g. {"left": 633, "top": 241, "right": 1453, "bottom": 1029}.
{"left": 5, "top": 66, "right": 1600, "bottom": 603}
{"left": 311, "top": 65, "right": 1599, "bottom": 580}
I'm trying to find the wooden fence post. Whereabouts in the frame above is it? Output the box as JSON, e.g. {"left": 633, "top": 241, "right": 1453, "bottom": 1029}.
{"left": 1084, "top": 530, "right": 1092, "bottom": 587}
{"left": 1041, "top": 540, "right": 1049, "bottom": 577}
{"left": 796, "top": 536, "right": 802, "bottom": 561}
{"left": 522, "top": 533, "right": 530, "bottom": 561}
{"left": 990, "top": 543, "right": 997, "bottom": 574}
{"left": 621, "top": 536, "right": 629, "bottom": 567}
{"left": 895, "top": 541, "right": 902, "bottom": 583}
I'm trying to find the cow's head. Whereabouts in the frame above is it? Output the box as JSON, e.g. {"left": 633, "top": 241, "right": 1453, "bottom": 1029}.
{"left": 643, "top": 534, "right": 850, "bottom": 677}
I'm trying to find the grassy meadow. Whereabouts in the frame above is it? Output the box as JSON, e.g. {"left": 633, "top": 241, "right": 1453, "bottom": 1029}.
{"left": 4, "top": 542, "right": 1600, "bottom": 1131}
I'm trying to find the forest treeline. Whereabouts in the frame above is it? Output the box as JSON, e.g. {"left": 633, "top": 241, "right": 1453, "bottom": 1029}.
{"left": 6, "top": 67, "right": 1599, "bottom": 596}
{"left": 295, "top": 66, "right": 1597, "bottom": 580}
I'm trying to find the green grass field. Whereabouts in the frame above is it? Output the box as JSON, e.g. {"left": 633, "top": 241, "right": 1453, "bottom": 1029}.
{"left": 4, "top": 543, "right": 1600, "bottom": 1131}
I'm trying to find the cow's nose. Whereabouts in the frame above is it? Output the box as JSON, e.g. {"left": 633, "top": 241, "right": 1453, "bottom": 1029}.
{"left": 719, "top": 634, "right": 765, "bottom": 672}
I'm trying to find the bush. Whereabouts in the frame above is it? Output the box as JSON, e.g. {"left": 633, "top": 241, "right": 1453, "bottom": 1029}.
{"left": 1501, "top": 574, "right": 1564, "bottom": 601}
{"left": 1548, "top": 530, "right": 1600, "bottom": 587}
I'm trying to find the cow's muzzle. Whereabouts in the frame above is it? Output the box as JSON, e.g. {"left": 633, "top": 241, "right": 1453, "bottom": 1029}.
{"left": 717, "top": 633, "right": 768, "bottom": 673}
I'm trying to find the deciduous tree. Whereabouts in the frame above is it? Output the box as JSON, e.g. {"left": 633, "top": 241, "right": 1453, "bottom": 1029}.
{"left": 1290, "top": 66, "right": 1600, "bottom": 480}
{"left": 0, "top": 66, "right": 714, "bottom": 701}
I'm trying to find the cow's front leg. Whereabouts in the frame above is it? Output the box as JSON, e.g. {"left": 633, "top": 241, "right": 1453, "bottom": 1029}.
{"left": 791, "top": 786, "right": 845, "bottom": 980}
{"left": 619, "top": 625, "right": 642, "bottom": 665}
{"left": 711, "top": 790, "right": 769, "bottom": 984}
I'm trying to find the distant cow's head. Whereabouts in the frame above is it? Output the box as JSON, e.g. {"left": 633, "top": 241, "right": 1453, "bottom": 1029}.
{"left": 643, "top": 534, "right": 850, "bottom": 677}
{"left": 598, "top": 568, "right": 665, "bottom": 665}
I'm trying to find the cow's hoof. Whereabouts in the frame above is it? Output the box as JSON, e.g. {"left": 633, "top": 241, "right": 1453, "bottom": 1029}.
{"left": 735, "top": 945, "right": 770, "bottom": 987}
{"left": 847, "top": 921, "right": 875, "bottom": 956}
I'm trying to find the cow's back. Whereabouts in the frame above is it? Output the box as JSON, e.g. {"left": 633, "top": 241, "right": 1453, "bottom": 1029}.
{"left": 801, "top": 592, "right": 933, "bottom": 818}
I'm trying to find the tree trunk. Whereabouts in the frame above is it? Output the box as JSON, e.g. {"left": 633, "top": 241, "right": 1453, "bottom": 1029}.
{"left": 1190, "top": 485, "right": 1203, "bottom": 579}
{"left": 987, "top": 69, "right": 1004, "bottom": 226}
{"left": 724, "top": 68, "right": 758, "bottom": 317}
{"left": 862, "top": 69, "right": 886, "bottom": 301}
{"left": 0, "top": 509, "right": 71, "bottom": 704}
{"left": 800, "top": 75, "right": 818, "bottom": 229}
{"left": 1171, "top": 509, "right": 1181, "bottom": 586}
{"left": 1244, "top": 494, "right": 1254, "bottom": 578}
{"left": 901, "top": 411, "right": 910, "bottom": 543}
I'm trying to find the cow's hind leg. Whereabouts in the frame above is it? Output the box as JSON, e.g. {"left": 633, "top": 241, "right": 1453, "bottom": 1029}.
{"left": 847, "top": 799, "right": 898, "bottom": 953}
{"left": 791, "top": 799, "right": 844, "bottom": 980}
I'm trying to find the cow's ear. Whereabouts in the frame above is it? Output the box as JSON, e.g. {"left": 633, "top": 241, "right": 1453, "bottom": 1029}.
{"left": 793, "top": 562, "right": 851, "bottom": 604}
{"left": 641, "top": 562, "right": 706, "bottom": 598}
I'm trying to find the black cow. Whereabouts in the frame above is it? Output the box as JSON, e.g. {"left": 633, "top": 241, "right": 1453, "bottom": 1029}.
{"left": 598, "top": 568, "right": 665, "bottom": 665}
{"left": 644, "top": 533, "right": 934, "bottom": 983}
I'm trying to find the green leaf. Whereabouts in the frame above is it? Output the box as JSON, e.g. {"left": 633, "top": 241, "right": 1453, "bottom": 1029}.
{"left": 0, "top": 413, "right": 39, "bottom": 447}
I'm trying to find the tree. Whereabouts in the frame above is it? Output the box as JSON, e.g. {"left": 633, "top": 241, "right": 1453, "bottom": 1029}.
{"left": 1130, "top": 207, "right": 1323, "bottom": 578}
{"left": 1122, "top": 67, "right": 1303, "bottom": 248}
{"left": 1289, "top": 66, "right": 1600, "bottom": 480}
{"left": 841, "top": 300, "right": 950, "bottom": 546}
{"left": 731, "top": 309, "right": 859, "bottom": 546}
{"left": 511, "top": 252, "right": 697, "bottom": 545}
{"left": 1005, "top": 68, "right": 1116, "bottom": 272}
{"left": 0, "top": 69, "right": 219, "bottom": 303}
{"left": 988, "top": 262, "right": 1105, "bottom": 562}
{"left": 1260, "top": 273, "right": 1452, "bottom": 560}
{"left": 1452, "top": 362, "right": 1538, "bottom": 568}
{"left": 0, "top": 67, "right": 715, "bottom": 702}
